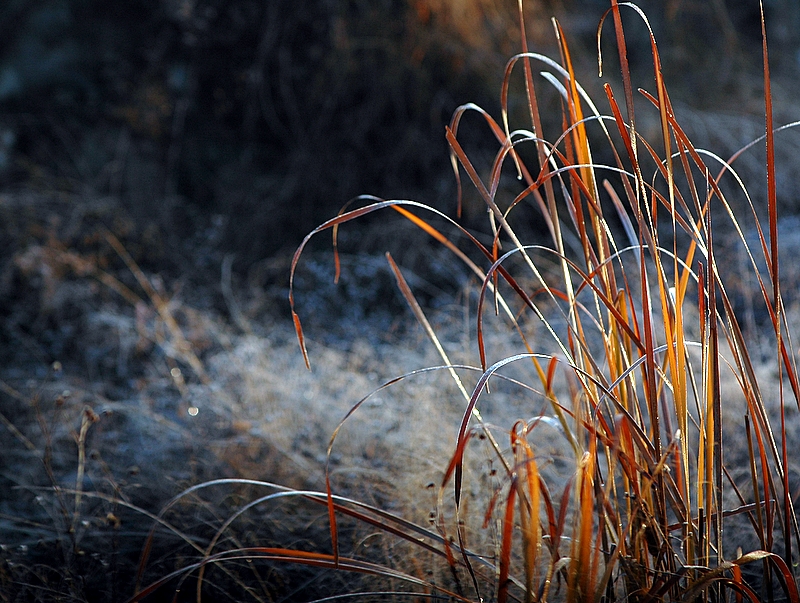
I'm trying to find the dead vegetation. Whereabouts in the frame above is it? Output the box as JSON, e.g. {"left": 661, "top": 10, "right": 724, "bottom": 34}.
{"left": 4, "top": 1, "right": 800, "bottom": 602}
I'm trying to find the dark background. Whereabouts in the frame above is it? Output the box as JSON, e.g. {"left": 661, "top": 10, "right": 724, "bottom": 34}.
{"left": 1, "top": 0, "right": 798, "bottom": 265}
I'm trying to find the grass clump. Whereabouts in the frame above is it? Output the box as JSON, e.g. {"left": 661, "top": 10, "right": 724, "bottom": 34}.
{"left": 282, "top": 1, "right": 800, "bottom": 601}
{"left": 130, "top": 1, "right": 800, "bottom": 601}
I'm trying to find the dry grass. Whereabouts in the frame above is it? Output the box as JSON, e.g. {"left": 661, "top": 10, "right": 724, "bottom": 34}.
{"left": 5, "top": 1, "right": 800, "bottom": 602}
{"left": 281, "top": 2, "right": 800, "bottom": 601}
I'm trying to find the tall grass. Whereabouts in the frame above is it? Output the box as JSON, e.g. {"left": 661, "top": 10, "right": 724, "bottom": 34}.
{"left": 133, "top": 1, "right": 800, "bottom": 601}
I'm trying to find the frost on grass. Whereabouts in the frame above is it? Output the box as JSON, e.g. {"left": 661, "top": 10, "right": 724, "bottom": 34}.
{"left": 2, "top": 205, "right": 566, "bottom": 598}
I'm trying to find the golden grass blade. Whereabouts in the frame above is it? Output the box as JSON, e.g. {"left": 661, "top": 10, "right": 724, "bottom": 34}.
{"left": 568, "top": 440, "right": 598, "bottom": 603}
{"left": 554, "top": 19, "right": 598, "bottom": 211}
{"left": 512, "top": 422, "right": 542, "bottom": 602}
{"left": 632, "top": 84, "right": 800, "bottom": 566}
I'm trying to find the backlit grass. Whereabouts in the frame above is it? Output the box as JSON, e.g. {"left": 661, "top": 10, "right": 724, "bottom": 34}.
{"left": 132, "top": 2, "right": 800, "bottom": 601}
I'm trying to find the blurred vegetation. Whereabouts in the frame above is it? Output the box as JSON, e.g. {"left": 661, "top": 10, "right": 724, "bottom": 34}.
{"left": 0, "top": 0, "right": 798, "bottom": 264}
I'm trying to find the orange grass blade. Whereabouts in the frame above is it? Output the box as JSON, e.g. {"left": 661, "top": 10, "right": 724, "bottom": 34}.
{"left": 291, "top": 197, "right": 552, "bottom": 370}
{"left": 760, "top": 0, "right": 796, "bottom": 568}
{"left": 761, "top": 1, "right": 778, "bottom": 296}
{"left": 769, "top": 552, "right": 800, "bottom": 603}
{"left": 129, "top": 547, "right": 473, "bottom": 603}
{"left": 290, "top": 198, "right": 411, "bottom": 368}
{"left": 497, "top": 478, "right": 518, "bottom": 603}
{"left": 707, "top": 207, "right": 724, "bottom": 564}
{"left": 600, "top": 2, "right": 638, "bottom": 152}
